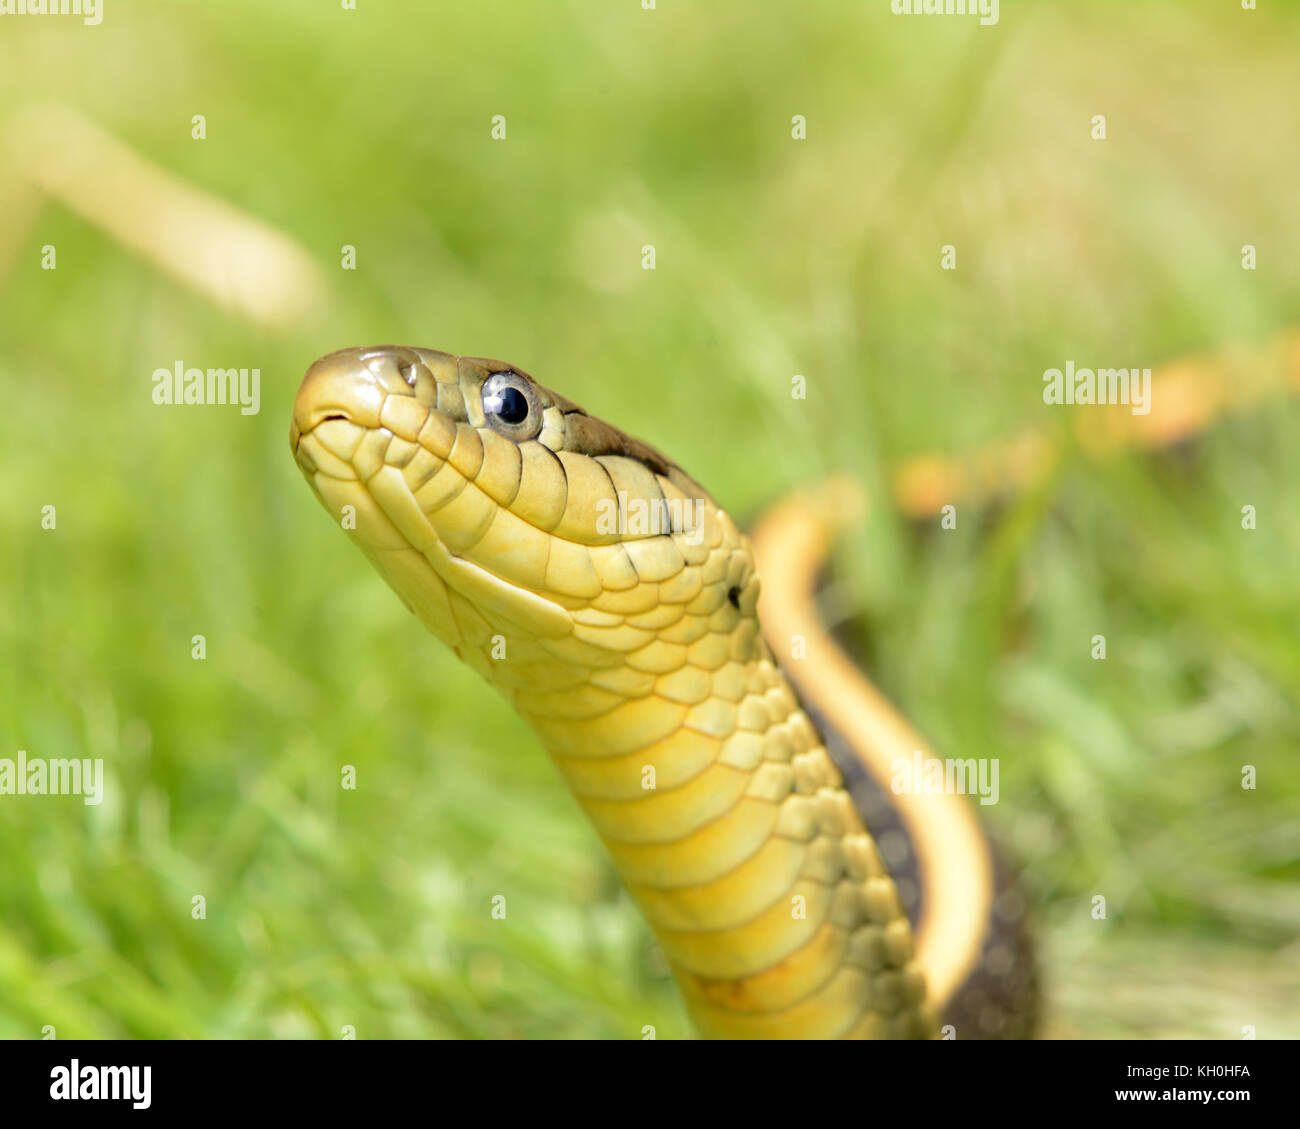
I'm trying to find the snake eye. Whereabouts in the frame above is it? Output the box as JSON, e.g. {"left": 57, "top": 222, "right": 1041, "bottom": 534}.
{"left": 482, "top": 371, "right": 541, "bottom": 438}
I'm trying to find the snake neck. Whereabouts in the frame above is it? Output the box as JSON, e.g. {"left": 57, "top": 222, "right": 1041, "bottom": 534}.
{"left": 514, "top": 619, "right": 935, "bottom": 1040}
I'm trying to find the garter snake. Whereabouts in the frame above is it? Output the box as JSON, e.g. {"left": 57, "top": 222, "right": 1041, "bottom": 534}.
{"left": 287, "top": 346, "right": 1036, "bottom": 1039}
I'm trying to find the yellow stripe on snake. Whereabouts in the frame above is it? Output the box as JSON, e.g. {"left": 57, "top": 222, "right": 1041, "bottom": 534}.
{"left": 289, "top": 338, "right": 1299, "bottom": 1039}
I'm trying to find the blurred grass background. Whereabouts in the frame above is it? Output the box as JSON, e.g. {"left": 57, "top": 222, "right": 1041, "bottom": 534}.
{"left": 1, "top": 0, "right": 1298, "bottom": 1038}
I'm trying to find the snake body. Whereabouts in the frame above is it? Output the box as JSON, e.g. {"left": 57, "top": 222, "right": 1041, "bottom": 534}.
{"left": 289, "top": 345, "right": 1027, "bottom": 1039}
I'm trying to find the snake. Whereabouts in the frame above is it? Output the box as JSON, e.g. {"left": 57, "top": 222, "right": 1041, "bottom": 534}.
{"left": 289, "top": 343, "right": 1038, "bottom": 1039}
{"left": 289, "top": 338, "right": 1299, "bottom": 1038}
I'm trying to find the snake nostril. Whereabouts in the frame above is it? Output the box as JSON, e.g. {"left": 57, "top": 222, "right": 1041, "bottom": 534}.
{"left": 355, "top": 346, "right": 423, "bottom": 390}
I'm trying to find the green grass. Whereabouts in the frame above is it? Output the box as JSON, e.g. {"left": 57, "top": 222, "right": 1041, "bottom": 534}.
{"left": 1, "top": 0, "right": 1298, "bottom": 1039}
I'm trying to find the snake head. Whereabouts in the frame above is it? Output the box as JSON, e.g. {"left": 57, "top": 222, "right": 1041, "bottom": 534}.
{"left": 291, "top": 346, "right": 756, "bottom": 680}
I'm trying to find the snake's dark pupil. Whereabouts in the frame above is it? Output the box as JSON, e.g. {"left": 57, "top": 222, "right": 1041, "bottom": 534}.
{"left": 489, "top": 386, "right": 529, "bottom": 424}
